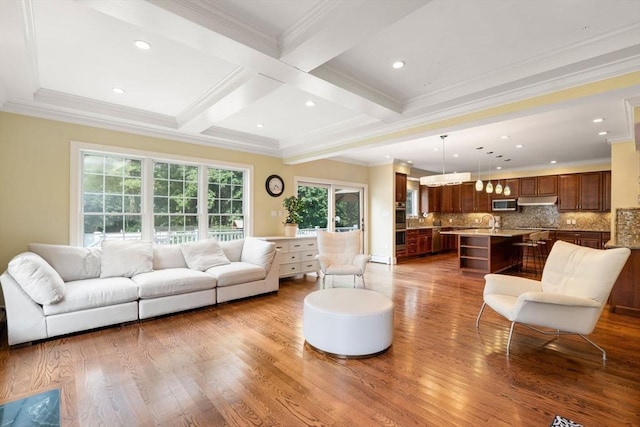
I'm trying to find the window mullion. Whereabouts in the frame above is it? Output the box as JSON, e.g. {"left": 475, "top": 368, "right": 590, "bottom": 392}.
{"left": 198, "top": 166, "right": 208, "bottom": 240}
{"left": 142, "top": 158, "right": 154, "bottom": 241}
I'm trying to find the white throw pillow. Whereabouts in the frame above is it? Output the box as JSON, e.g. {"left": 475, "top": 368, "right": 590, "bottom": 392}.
{"left": 180, "top": 239, "right": 230, "bottom": 271}
{"left": 153, "top": 245, "right": 188, "bottom": 270}
{"left": 219, "top": 238, "right": 245, "bottom": 262}
{"left": 8, "top": 252, "right": 65, "bottom": 305}
{"left": 100, "top": 240, "right": 153, "bottom": 278}
{"left": 241, "top": 237, "right": 276, "bottom": 270}
{"left": 28, "top": 243, "right": 101, "bottom": 281}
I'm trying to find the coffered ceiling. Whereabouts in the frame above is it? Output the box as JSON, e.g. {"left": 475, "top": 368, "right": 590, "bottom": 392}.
{"left": 1, "top": 0, "right": 639, "bottom": 175}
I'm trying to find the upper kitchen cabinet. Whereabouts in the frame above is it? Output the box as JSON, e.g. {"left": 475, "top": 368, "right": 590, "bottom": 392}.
{"left": 602, "top": 171, "right": 611, "bottom": 212}
{"left": 519, "top": 175, "right": 557, "bottom": 196}
{"left": 558, "top": 172, "right": 606, "bottom": 212}
{"left": 491, "top": 178, "right": 519, "bottom": 199}
{"left": 395, "top": 173, "right": 407, "bottom": 203}
{"left": 460, "top": 182, "right": 491, "bottom": 213}
{"left": 440, "top": 185, "right": 461, "bottom": 213}
{"left": 420, "top": 185, "right": 441, "bottom": 213}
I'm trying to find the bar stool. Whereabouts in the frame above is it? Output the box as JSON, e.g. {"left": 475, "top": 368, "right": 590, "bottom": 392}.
{"left": 512, "top": 231, "right": 542, "bottom": 275}
{"left": 533, "top": 230, "right": 551, "bottom": 262}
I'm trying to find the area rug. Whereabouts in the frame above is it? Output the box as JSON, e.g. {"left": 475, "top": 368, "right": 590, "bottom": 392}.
{"left": 550, "top": 414, "right": 583, "bottom": 427}
{"left": 0, "top": 388, "right": 60, "bottom": 426}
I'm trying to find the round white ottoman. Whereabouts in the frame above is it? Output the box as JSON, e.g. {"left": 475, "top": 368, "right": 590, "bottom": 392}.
{"left": 303, "top": 288, "right": 394, "bottom": 357}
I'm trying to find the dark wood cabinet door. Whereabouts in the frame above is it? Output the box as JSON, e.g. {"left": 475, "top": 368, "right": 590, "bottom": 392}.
{"left": 460, "top": 182, "right": 476, "bottom": 212}
{"left": 602, "top": 171, "right": 611, "bottom": 212}
{"left": 519, "top": 177, "right": 537, "bottom": 196}
{"left": 579, "top": 172, "right": 602, "bottom": 211}
{"left": 537, "top": 175, "right": 557, "bottom": 196}
{"left": 476, "top": 189, "right": 491, "bottom": 213}
{"left": 441, "top": 186, "right": 456, "bottom": 213}
{"left": 395, "top": 173, "right": 407, "bottom": 202}
{"left": 558, "top": 174, "right": 579, "bottom": 211}
{"left": 451, "top": 185, "right": 461, "bottom": 213}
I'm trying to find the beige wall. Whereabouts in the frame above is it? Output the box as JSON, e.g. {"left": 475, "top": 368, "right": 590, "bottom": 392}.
{"left": 0, "top": 112, "right": 368, "bottom": 271}
{"left": 369, "top": 164, "right": 394, "bottom": 261}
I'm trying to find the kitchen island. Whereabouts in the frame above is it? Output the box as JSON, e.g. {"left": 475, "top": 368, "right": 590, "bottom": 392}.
{"left": 440, "top": 229, "right": 533, "bottom": 275}
{"left": 605, "top": 235, "right": 640, "bottom": 317}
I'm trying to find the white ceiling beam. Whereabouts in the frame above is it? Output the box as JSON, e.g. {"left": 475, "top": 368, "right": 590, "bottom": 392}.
{"left": 83, "top": 0, "right": 403, "bottom": 123}
{"left": 279, "top": 0, "right": 429, "bottom": 73}
{"left": 178, "top": 73, "right": 282, "bottom": 134}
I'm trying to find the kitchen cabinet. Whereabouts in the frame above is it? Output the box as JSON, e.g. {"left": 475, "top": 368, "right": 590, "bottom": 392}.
{"left": 440, "top": 185, "right": 461, "bottom": 213}
{"left": 602, "top": 171, "right": 611, "bottom": 212}
{"left": 395, "top": 173, "right": 407, "bottom": 202}
{"left": 555, "top": 231, "right": 603, "bottom": 249}
{"left": 460, "top": 182, "right": 491, "bottom": 213}
{"left": 405, "top": 229, "right": 432, "bottom": 257}
{"left": 420, "top": 185, "right": 441, "bottom": 213}
{"left": 440, "top": 228, "right": 458, "bottom": 251}
{"left": 558, "top": 172, "right": 602, "bottom": 212}
{"left": 520, "top": 175, "right": 557, "bottom": 196}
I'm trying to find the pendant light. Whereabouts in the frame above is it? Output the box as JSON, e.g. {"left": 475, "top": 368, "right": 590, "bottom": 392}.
{"left": 475, "top": 147, "right": 484, "bottom": 191}
{"left": 503, "top": 158, "right": 512, "bottom": 196}
{"left": 485, "top": 152, "right": 493, "bottom": 194}
{"left": 495, "top": 180, "right": 503, "bottom": 194}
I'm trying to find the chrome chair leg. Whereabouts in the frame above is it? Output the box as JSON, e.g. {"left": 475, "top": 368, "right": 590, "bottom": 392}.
{"left": 475, "top": 302, "right": 486, "bottom": 328}
{"left": 506, "top": 322, "right": 516, "bottom": 356}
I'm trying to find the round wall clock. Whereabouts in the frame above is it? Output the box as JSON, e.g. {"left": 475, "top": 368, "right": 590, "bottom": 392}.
{"left": 265, "top": 174, "right": 284, "bottom": 197}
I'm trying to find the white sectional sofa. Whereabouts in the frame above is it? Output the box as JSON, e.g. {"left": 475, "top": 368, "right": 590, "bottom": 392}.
{"left": 0, "top": 237, "right": 279, "bottom": 346}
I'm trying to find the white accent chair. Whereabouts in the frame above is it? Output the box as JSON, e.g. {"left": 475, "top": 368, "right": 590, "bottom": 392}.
{"left": 315, "top": 230, "right": 370, "bottom": 288}
{"left": 476, "top": 240, "right": 630, "bottom": 360}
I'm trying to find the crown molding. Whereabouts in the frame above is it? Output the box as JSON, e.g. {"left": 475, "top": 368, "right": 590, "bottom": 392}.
{"left": 1, "top": 100, "right": 282, "bottom": 157}
{"left": 278, "top": 0, "right": 344, "bottom": 54}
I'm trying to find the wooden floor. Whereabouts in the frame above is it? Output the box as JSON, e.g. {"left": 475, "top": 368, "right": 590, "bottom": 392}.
{"left": 1, "top": 253, "right": 639, "bottom": 426}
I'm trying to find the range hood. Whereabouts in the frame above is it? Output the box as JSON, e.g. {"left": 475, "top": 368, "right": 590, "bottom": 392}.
{"left": 517, "top": 196, "right": 557, "bottom": 206}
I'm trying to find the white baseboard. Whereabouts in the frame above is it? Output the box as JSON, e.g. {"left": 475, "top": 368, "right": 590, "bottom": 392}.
{"left": 370, "top": 254, "right": 392, "bottom": 264}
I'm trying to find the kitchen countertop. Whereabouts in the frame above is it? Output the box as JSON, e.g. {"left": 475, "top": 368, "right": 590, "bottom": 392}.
{"left": 440, "top": 228, "right": 534, "bottom": 237}
{"left": 605, "top": 236, "right": 640, "bottom": 250}
{"left": 406, "top": 225, "right": 610, "bottom": 232}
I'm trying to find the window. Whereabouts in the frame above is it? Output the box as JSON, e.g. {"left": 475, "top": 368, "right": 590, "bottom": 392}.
{"left": 74, "top": 144, "right": 250, "bottom": 247}
{"left": 406, "top": 189, "right": 418, "bottom": 216}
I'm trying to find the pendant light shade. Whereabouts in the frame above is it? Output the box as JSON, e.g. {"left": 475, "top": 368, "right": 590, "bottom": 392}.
{"left": 475, "top": 179, "right": 483, "bottom": 191}
{"left": 495, "top": 181, "right": 503, "bottom": 194}
{"left": 485, "top": 181, "right": 493, "bottom": 193}
{"left": 503, "top": 184, "right": 511, "bottom": 196}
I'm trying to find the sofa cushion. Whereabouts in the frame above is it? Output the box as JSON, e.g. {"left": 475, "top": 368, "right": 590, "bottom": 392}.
{"left": 133, "top": 268, "right": 216, "bottom": 298}
{"left": 206, "top": 262, "right": 266, "bottom": 287}
{"left": 180, "top": 239, "right": 230, "bottom": 271}
{"left": 153, "top": 245, "right": 188, "bottom": 270}
{"left": 28, "top": 243, "right": 101, "bottom": 281}
{"left": 220, "top": 238, "right": 244, "bottom": 262}
{"left": 42, "top": 277, "right": 138, "bottom": 315}
{"left": 8, "top": 252, "right": 65, "bottom": 305}
{"left": 241, "top": 237, "right": 276, "bottom": 270}
{"left": 100, "top": 240, "right": 153, "bottom": 278}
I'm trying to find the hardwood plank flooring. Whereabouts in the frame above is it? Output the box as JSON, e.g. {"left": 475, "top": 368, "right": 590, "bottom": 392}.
{"left": 1, "top": 253, "right": 639, "bottom": 426}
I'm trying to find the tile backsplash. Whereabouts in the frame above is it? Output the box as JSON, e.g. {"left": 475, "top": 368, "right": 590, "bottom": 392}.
{"left": 410, "top": 206, "right": 611, "bottom": 231}
{"left": 616, "top": 207, "right": 640, "bottom": 239}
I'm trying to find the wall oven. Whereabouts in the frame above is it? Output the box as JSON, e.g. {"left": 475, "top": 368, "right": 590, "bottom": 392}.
{"left": 395, "top": 229, "right": 406, "bottom": 251}
{"left": 395, "top": 202, "right": 406, "bottom": 229}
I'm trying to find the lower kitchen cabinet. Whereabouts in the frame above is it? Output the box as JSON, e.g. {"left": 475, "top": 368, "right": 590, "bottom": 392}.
{"left": 555, "top": 231, "right": 606, "bottom": 249}
{"left": 406, "top": 229, "right": 433, "bottom": 257}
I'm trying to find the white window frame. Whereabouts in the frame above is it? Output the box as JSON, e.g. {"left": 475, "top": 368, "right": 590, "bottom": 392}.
{"left": 70, "top": 141, "right": 253, "bottom": 246}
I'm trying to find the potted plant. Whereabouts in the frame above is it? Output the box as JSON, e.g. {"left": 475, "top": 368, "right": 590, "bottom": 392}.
{"left": 283, "top": 195, "right": 303, "bottom": 237}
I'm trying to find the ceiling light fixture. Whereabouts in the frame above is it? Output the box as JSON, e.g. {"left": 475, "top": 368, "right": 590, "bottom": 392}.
{"left": 598, "top": 131, "right": 608, "bottom": 135}
{"left": 475, "top": 147, "right": 484, "bottom": 191}
{"left": 112, "top": 87, "right": 125, "bottom": 94}
{"left": 419, "top": 135, "right": 471, "bottom": 187}
{"left": 305, "top": 100, "right": 315, "bottom": 107}
{"left": 501, "top": 135, "right": 510, "bottom": 139}
{"left": 550, "top": 160, "right": 557, "bottom": 164}
{"left": 592, "top": 118, "right": 604, "bottom": 123}
{"left": 392, "top": 61, "right": 405, "bottom": 69}
{"left": 256, "top": 123, "right": 264, "bottom": 128}
{"left": 134, "top": 40, "right": 151, "bottom": 50}
{"left": 516, "top": 144, "right": 523, "bottom": 148}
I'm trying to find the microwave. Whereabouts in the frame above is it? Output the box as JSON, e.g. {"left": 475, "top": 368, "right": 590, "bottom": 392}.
{"left": 492, "top": 199, "right": 518, "bottom": 211}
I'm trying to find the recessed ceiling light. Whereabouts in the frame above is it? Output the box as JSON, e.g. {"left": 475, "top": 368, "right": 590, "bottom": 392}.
{"left": 515, "top": 144, "right": 523, "bottom": 148}
{"left": 392, "top": 61, "right": 405, "bottom": 69}
{"left": 256, "top": 123, "right": 264, "bottom": 128}
{"left": 496, "top": 166, "right": 502, "bottom": 170}
{"left": 592, "top": 118, "right": 604, "bottom": 123}
{"left": 598, "top": 131, "right": 608, "bottom": 136}
{"left": 453, "top": 154, "right": 459, "bottom": 158}
{"left": 112, "top": 87, "right": 125, "bottom": 94}
{"left": 134, "top": 40, "right": 151, "bottom": 50}
{"left": 385, "top": 155, "right": 390, "bottom": 159}
{"left": 433, "top": 147, "right": 440, "bottom": 152}
{"left": 407, "top": 160, "right": 413, "bottom": 164}
{"left": 501, "top": 135, "right": 509, "bottom": 139}
{"left": 305, "top": 100, "right": 315, "bottom": 107}
{"left": 550, "top": 160, "right": 557, "bottom": 164}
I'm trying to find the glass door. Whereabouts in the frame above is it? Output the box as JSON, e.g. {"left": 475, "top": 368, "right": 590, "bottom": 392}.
{"left": 296, "top": 181, "right": 365, "bottom": 239}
